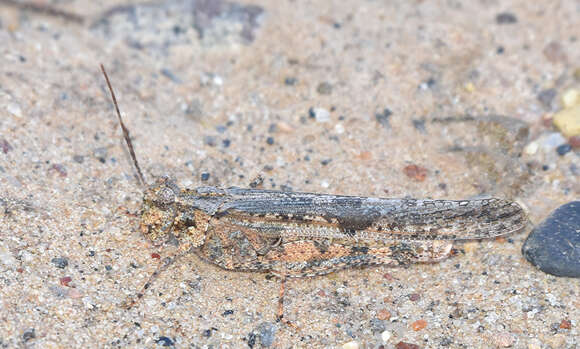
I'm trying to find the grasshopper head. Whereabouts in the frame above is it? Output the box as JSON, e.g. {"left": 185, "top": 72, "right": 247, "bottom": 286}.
{"left": 140, "top": 177, "right": 179, "bottom": 245}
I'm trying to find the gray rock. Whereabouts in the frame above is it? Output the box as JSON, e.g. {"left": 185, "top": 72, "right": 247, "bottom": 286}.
{"left": 51, "top": 257, "right": 69, "bottom": 269}
{"left": 255, "top": 322, "right": 277, "bottom": 347}
{"left": 522, "top": 201, "right": 580, "bottom": 277}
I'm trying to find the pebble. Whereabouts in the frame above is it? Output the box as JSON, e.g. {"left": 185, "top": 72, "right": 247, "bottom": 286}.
{"left": 522, "top": 201, "right": 580, "bottom": 277}
{"left": 543, "top": 41, "right": 568, "bottom": 63}
{"left": 375, "top": 108, "right": 392, "bottom": 128}
{"left": 310, "top": 108, "right": 330, "bottom": 123}
{"left": 93, "top": 147, "right": 108, "bottom": 163}
{"left": 317, "top": 82, "right": 333, "bottom": 95}
{"left": 7, "top": 102, "right": 22, "bottom": 117}
{"left": 553, "top": 104, "right": 580, "bottom": 137}
{"left": 377, "top": 309, "right": 391, "bottom": 320}
{"left": 559, "top": 319, "right": 571, "bottom": 329}
{"left": 561, "top": 88, "right": 580, "bottom": 108}
{"left": 0, "top": 244, "right": 16, "bottom": 266}
{"left": 155, "top": 336, "right": 174, "bottom": 346}
{"left": 22, "top": 328, "right": 35, "bottom": 342}
{"left": 569, "top": 135, "right": 580, "bottom": 149}
{"left": 555, "top": 144, "right": 571, "bottom": 156}
{"left": 403, "top": 165, "right": 427, "bottom": 182}
{"left": 342, "top": 341, "right": 359, "bottom": 349}
{"left": 537, "top": 132, "right": 567, "bottom": 152}
{"left": 410, "top": 319, "right": 427, "bottom": 331}
{"left": 370, "top": 318, "right": 386, "bottom": 333}
{"left": 256, "top": 322, "right": 277, "bottom": 347}
{"left": 493, "top": 332, "right": 515, "bottom": 347}
{"left": 408, "top": 293, "right": 421, "bottom": 301}
{"left": 523, "top": 141, "right": 538, "bottom": 155}
{"left": 0, "top": 138, "right": 13, "bottom": 154}
{"left": 537, "top": 88, "right": 557, "bottom": 109}
{"left": 395, "top": 342, "right": 419, "bottom": 349}
{"left": 496, "top": 12, "right": 517, "bottom": 24}
{"left": 381, "top": 330, "right": 391, "bottom": 343}
{"left": 284, "top": 77, "right": 297, "bottom": 85}
{"left": 59, "top": 276, "right": 72, "bottom": 287}
{"left": 51, "top": 257, "right": 69, "bottom": 269}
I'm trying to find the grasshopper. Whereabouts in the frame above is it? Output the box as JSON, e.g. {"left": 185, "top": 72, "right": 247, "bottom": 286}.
{"left": 100, "top": 65, "right": 527, "bottom": 324}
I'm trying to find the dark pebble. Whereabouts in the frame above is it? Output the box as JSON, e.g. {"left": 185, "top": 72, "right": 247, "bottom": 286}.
{"left": 284, "top": 77, "right": 297, "bottom": 86}
{"left": 308, "top": 107, "right": 316, "bottom": 118}
{"left": 1, "top": 138, "right": 13, "bottom": 154}
{"left": 537, "top": 88, "right": 557, "bottom": 108}
{"left": 412, "top": 119, "right": 426, "bottom": 133}
{"left": 222, "top": 309, "right": 234, "bottom": 316}
{"left": 375, "top": 108, "right": 392, "bottom": 128}
{"left": 51, "top": 257, "right": 69, "bottom": 269}
{"left": 161, "top": 68, "right": 182, "bottom": 84}
{"left": 93, "top": 147, "right": 108, "bottom": 163}
{"left": 202, "top": 329, "right": 212, "bottom": 337}
{"left": 317, "top": 81, "right": 333, "bottom": 95}
{"left": 321, "top": 159, "right": 332, "bottom": 166}
{"left": 155, "top": 336, "right": 174, "bottom": 347}
{"left": 555, "top": 144, "right": 571, "bottom": 156}
{"left": 247, "top": 332, "right": 256, "bottom": 348}
{"left": 203, "top": 135, "right": 217, "bottom": 147}
{"left": 22, "top": 329, "right": 35, "bottom": 342}
{"left": 496, "top": 12, "right": 518, "bottom": 24}
{"left": 222, "top": 139, "right": 231, "bottom": 148}
{"left": 266, "top": 137, "right": 274, "bottom": 145}
{"left": 496, "top": 46, "right": 505, "bottom": 54}
{"left": 73, "top": 155, "right": 84, "bottom": 164}
{"left": 396, "top": 342, "right": 420, "bottom": 349}
{"left": 201, "top": 173, "right": 210, "bottom": 181}
{"left": 105, "top": 265, "right": 112, "bottom": 271}
{"left": 522, "top": 201, "right": 580, "bottom": 277}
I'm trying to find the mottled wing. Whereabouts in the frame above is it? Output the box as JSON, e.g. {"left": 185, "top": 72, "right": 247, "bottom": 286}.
{"left": 216, "top": 188, "right": 526, "bottom": 241}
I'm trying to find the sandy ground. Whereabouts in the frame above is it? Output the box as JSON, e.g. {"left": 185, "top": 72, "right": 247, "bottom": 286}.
{"left": 0, "top": 0, "right": 578, "bottom": 348}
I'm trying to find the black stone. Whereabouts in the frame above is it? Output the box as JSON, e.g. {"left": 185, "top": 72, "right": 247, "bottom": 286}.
{"left": 522, "top": 201, "right": 580, "bottom": 277}
{"left": 22, "top": 329, "right": 35, "bottom": 342}
{"left": 556, "top": 144, "right": 571, "bottom": 156}
{"left": 375, "top": 108, "right": 392, "bottom": 128}
{"left": 155, "top": 336, "right": 174, "bottom": 347}
{"left": 51, "top": 257, "right": 69, "bottom": 269}
{"left": 496, "top": 12, "right": 518, "bottom": 24}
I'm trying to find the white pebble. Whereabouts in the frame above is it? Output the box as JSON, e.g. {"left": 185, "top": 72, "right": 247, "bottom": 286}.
{"left": 313, "top": 108, "right": 330, "bottom": 123}
{"left": 342, "top": 341, "right": 359, "bottom": 349}
{"left": 7, "top": 102, "right": 22, "bottom": 117}
{"left": 0, "top": 244, "right": 16, "bottom": 266}
{"left": 381, "top": 330, "right": 391, "bottom": 342}
{"left": 524, "top": 141, "right": 538, "bottom": 155}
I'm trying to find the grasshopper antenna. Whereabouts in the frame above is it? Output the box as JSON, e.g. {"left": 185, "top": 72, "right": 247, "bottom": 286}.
{"left": 100, "top": 64, "right": 146, "bottom": 187}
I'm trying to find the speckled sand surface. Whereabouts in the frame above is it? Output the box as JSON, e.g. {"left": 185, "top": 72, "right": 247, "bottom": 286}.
{"left": 0, "top": 0, "right": 578, "bottom": 348}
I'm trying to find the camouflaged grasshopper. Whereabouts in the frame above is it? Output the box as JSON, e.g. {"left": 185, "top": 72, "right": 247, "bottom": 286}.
{"left": 100, "top": 65, "right": 527, "bottom": 322}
